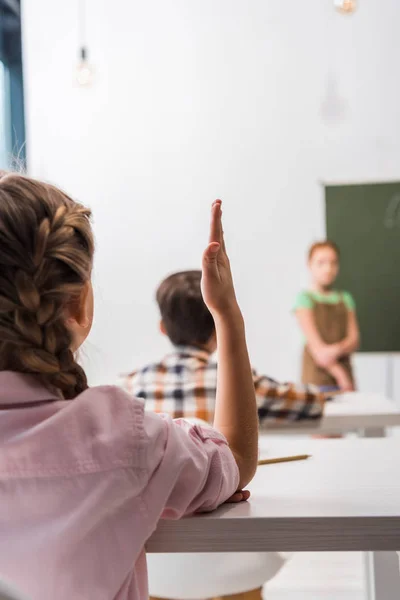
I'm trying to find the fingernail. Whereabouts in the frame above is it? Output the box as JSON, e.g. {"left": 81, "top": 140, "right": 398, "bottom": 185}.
{"left": 210, "top": 243, "right": 220, "bottom": 253}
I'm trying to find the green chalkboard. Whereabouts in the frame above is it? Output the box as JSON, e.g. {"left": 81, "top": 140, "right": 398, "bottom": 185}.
{"left": 325, "top": 182, "right": 400, "bottom": 353}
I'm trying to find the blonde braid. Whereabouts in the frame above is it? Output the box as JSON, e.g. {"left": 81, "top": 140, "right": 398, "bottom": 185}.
{"left": 0, "top": 172, "right": 94, "bottom": 399}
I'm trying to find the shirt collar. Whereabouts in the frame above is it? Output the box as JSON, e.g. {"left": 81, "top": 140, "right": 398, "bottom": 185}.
{"left": 0, "top": 371, "right": 62, "bottom": 407}
{"left": 171, "top": 345, "right": 213, "bottom": 363}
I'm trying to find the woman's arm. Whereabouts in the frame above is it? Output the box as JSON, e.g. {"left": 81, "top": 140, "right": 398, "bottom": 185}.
{"left": 336, "top": 311, "right": 360, "bottom": 356}
{"left": 295, "top": 308, "right": 341, "bottom": 367}
{"left": 328, "top": 362, "right": 354, "bottom": 391}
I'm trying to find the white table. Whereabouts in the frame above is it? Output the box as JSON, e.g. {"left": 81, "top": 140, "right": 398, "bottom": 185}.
{"left": 148, "top": 438, "right": 400, "bottom": 600}
{"left": 262, "top": 392, "right": 400, "bottom": 437}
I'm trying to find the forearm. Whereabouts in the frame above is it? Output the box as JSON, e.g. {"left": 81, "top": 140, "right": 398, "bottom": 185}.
{"left": 307, "top": 341, "right": 326, "bottom": 363}
{"left": 326, "top": 362, "right": 342, "bottom": 377}
{"left": 307, "top": 340, "right": 342, "bottom": 368}
{"left": 213, "top": 308, "right": 258, "bottom": 488}
{"left": 297, "top": 315, "right": 331, "bottom": 362}
{"left": 304, "top": 332, "right": 326, "bottom": 360}
{"left": 296, "top": 310, "right": 325, "bottom": 357}
{"left": 326, "top": 361, "right": 354, "bottom": 392}
{"left": 337, "top": 334, "right": 360, "bottom": 356}
{"left": 297, "top": 310, "right": 345, "bottom": 364}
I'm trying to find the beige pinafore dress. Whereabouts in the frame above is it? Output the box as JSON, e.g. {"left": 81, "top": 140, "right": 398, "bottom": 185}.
{"left": 301, "top": 293, "right": 354, "bottom": 387}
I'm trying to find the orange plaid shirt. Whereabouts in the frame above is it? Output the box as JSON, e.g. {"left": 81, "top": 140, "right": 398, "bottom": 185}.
{"left": 124, "top": 346, "right": 324, "bottom": 424}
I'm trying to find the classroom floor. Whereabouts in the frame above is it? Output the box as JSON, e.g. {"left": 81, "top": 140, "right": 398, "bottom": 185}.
{"left": 264, "top": 551, "right": 364, "bottom": 599}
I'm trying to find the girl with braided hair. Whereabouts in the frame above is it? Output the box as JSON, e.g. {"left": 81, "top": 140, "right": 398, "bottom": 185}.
{"left": 0, "top": 174, "right": 258, "bottom": 600}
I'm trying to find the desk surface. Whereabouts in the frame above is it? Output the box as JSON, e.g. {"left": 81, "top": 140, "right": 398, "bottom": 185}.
{"left": 147, "top": 438, "right": 400, "bottom": 553}
{"left": 263, "top": 392, "right": 400, "bottom": 434}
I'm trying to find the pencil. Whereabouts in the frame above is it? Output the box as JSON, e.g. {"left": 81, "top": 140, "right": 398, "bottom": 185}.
{"left": 258, "top": 454, "right": 311, "bottom": 466}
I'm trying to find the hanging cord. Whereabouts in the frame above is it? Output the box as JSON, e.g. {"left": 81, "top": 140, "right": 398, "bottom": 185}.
{"left": 78, "top": 0, "right": 87, "bottom": 58}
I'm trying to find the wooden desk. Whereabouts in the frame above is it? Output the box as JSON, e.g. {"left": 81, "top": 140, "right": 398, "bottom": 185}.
{"left": 262, "top": 392, "right": 400, "bottom": 437}
{"left": 148, "top": 439, "right": 400, "bottom": 599}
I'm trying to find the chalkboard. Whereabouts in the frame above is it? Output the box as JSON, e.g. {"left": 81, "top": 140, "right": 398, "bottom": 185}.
{"left": 325, "top": 182, "right": 400, "bottom": 353}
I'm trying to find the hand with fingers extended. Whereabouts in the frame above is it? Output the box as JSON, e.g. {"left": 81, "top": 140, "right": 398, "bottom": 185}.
{"left": 202, "top": 199, "right": 259, "bottom": 491}
{"left": 201, "top": 200, "right": 238, "bottom": 317}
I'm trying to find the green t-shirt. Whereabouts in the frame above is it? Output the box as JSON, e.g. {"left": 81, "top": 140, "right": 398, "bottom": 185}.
{"left": 293, "top": 290, "right": 356, "bottom": 312}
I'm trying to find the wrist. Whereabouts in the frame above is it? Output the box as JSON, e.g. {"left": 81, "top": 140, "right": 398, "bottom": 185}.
{"left": 212, "top": 302, "right": 243, "bottom": 323}
{"left": 213, "top": 304, "right": 245, "bottom": 334}
{"left": 333, "top": 342, "right": 344, "bottom": 356}
{"left": 312, "top": 344, "right": 328, "bottom": 361}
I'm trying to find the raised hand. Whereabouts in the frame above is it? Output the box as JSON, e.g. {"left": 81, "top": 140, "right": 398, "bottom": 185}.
{"left": 202, "top": 200, "right": 258, "bottom": 490}
{"left": 201, "top": 200, "right": 238, "bottom": 316}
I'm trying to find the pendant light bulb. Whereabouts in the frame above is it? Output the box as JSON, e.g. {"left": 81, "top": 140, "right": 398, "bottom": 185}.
{"left": 75, "top": 46, "right": 94, "bottom": 87}
{"left": 334, "top": 0, "right": 357, "bottom": 14}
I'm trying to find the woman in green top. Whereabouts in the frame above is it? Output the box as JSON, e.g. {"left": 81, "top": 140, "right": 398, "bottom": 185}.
{"left": 294, "top": 241, "right": 360, "bottom": 391}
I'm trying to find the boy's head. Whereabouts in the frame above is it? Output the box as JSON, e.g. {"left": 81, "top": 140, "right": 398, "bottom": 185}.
{"left": 156, "top": 270, "right": 216, "bottom": 351}
{"left": 308, "top": 240, "right": 340, "bottom": 290}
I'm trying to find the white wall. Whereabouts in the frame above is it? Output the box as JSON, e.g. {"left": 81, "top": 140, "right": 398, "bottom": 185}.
{"left": 22, "top": 0, "right": 400, "bottom": 398}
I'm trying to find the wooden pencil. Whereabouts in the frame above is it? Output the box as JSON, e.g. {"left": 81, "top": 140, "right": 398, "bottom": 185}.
{"left": 258, "top": 454, "right": 311, "bottom": 466}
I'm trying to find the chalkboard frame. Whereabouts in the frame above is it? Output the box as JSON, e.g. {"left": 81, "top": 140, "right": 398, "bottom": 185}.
{"left": 321, "top": 179, "right": 400, "bottom": 355}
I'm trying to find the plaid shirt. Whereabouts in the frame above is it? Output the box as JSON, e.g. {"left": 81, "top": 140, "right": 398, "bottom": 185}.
{"left": 124, "top": 346, "right": 324, "bottom": 424}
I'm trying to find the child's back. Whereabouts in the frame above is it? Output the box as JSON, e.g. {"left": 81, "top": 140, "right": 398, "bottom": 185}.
{"left": 0, "top": 373, "right": 236, "bottom": 599}
{"left": 126, "top": 344, "right": 217, "bottom": 422}
{"left": 0, "top": 177, "right": 258, "bottom": 599}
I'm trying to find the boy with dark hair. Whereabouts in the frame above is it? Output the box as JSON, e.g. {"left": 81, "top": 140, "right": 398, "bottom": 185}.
{"left": 125, "top": 270, "right": 325, "bottom": 423}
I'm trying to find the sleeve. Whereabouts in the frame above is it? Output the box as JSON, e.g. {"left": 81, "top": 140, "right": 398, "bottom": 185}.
{"left": 253, "top": 371, "right": 324, "bottom": 422}
{"left": 343, "top": 291, "right": 356, "bottom": 311}
{"left": 140, "top": 411, "right": 239, "bottom": 522}
{"left": 293, "top": 291, "right": 313, "bottom": 311}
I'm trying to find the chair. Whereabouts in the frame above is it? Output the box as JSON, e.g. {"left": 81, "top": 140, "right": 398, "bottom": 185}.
{"left": 0, "top": 579, "right": 29, "bottom": 600}
{"left": 147, "top": 552, "right": 288, "bottom": 599}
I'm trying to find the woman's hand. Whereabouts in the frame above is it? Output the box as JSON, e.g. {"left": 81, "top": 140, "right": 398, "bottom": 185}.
{"left": 329, "top": 363, "right": 354, "bottom": 392}
{"left": 201, "top": 200, "right": 239, "bottom": 318}
{"left": 315, "top": 343, "right": 342, "bottom": 368}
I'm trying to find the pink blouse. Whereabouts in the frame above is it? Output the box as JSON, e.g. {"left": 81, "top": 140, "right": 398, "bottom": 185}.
{"left": 0, "top": 372, "right": 239, "bottom": 599}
